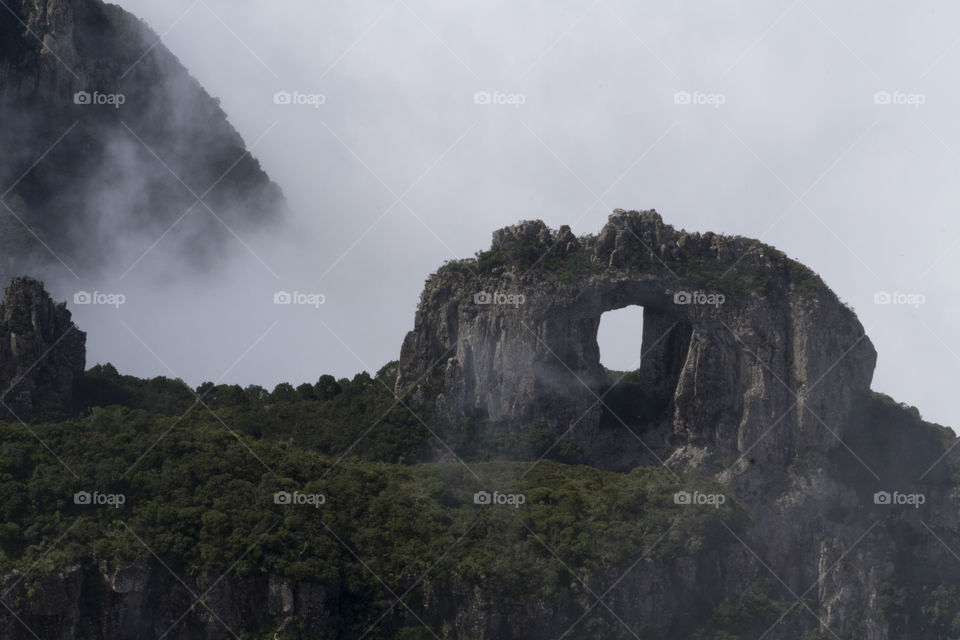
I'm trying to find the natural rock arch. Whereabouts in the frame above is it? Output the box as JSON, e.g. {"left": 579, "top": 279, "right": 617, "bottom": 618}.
{"left": 396, "top": 210, "right": 876, "bottom": 473}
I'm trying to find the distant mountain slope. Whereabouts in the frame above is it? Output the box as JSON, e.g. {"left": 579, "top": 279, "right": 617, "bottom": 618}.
{"left": 0, "top": 0, "right": 284, "bottom": 282}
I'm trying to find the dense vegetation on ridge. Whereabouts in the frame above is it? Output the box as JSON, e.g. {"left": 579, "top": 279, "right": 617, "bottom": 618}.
{"left": 0, "top": 362, "right": 753, "bottom": 639}
{"left": 0, "top": 360, "right": 958, "bottom": 638}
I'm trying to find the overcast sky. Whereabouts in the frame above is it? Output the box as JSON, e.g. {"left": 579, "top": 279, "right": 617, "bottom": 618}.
{"left": 81, "top": 0, "right": 960, "bottom": 430}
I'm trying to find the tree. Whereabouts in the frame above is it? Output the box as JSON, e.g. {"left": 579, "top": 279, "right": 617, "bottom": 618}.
{"left": 271, "top": 382, "right": 296, "bottom": 402}
{"left": 296, "top": 383, "right": 317, "bottom": 401}
{"left": 347, "top": 372, "right": 374, "bottom": 395}
{"left": 315, "top": 375, "right": 342, "bottom": 401}
{"left": 244, "top": 385, "right": 268, "bottom": 403}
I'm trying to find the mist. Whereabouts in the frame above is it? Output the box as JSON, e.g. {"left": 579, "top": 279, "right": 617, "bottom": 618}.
{"left": 63, "top": 0, "right": 960, "bottom": 431}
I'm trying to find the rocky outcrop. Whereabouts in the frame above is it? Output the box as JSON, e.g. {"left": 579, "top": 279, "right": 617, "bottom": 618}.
{"left": 0, "top": 0, "right": 284, "bottom": 280}
{"left": 0, "top": 275, "right": 85, "bottom": 415}
{"left": 390, "top": 211, "right": 960, "bottom": 639}
{"left": 397, "top": 210, "right": 876, "bottom": 475}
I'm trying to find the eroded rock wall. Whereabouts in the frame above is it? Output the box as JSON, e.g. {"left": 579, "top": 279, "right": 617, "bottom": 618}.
{"left": 397, "top": 210, "right": 877, "bottom": 473}
{"left": 0, "top": 275, "right": 85, "bottom": 414}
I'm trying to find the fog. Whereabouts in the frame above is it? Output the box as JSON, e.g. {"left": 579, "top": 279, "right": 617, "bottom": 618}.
{"left": 71, "top": 0, "right": 960, "bottom": 429}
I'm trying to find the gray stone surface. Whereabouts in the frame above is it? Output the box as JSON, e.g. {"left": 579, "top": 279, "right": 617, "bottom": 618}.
{"left": 397, "top": 210, "right": 877, "bottom": 474}
{"left": 0, "top": 275, "right": 85, "bottom": 414}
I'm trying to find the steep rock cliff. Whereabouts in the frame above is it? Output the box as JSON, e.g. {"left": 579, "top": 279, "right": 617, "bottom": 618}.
{"left": 0, "top": 275, "right": 85, "bottom": 414}
{"left": 0, "top": 0, "right": 284, "bottom": 282}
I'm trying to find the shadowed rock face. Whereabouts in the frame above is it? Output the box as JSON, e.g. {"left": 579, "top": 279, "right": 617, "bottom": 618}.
{"left": 0, "top": 276, "right": 85, "bottom": 414}
{"left": 397, "top": 210, "right": 877, "bottom": 473}
{"left": 0, "top": 0, "right": 284, "bottom": 283}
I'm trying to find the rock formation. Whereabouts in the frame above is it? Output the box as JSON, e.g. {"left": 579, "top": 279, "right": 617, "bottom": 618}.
{"left": 0, "top": 276, "right": 85, "bottom": 415}
{"left": 397, "top": 209, "right": 876, "bottom": 474}
{"left": 389, "top": 210, "right": 960, "bottom": 639}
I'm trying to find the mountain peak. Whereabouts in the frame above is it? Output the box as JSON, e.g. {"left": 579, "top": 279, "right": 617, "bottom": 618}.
{"left": 0, "top": 0, "right": 285, "bottom": 282}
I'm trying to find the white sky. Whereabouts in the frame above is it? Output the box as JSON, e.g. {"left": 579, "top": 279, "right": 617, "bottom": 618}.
{"left": 79, "top": 0, "right": 960, "bottom": 430}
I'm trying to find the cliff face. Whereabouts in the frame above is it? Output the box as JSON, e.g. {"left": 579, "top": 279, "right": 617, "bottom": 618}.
{"left": 0, "top": 552, "right": 762, "bottom": 640}
{"left": 0, "top": 275, "right": 85, "bottom": 414}
{"left": 0, "top": 0, "right": 284, "bottom": 282}
{"left": 0, "top": 565, "right": 331, "bottom": 640}
{"left": 396, "top": 210, "right": 877, "bottom": 475}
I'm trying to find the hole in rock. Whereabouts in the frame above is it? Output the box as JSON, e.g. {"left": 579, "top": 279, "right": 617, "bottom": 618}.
{"left": 597, "top": 306, "right": 658, "bottom": 428}
{"left": 597, "top": 305, "right": 645, "bottom": 373}
{"left": 596, "top": 304, "right": 692, "bottom": 430}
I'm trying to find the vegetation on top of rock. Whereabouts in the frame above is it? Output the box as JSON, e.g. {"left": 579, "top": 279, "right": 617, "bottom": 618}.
{"left": 438, "top": 214, "right": 831, "bottom": 304}
{"left": 668, "top": 239, "right": 830, "bottom": 302}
